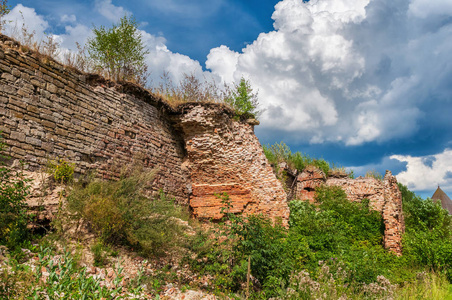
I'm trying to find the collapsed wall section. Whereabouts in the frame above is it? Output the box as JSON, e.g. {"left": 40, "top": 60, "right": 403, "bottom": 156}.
{"left": 0, "top": 37, "right": 188, "bottom": 202}
{"left": 173, "top": 104, "right": 289, "bottom": 224}
{"left": 292, "top": 167, "right": 404, "bottom": 255}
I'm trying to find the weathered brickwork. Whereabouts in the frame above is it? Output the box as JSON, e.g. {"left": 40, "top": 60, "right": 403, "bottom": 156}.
{"left": 173, "top": 104, "right": 289, "bottom": 224}
{"left": 292, "top": 167, "right": 405, "bottom": 255}
{"left": 0, "top": 35, "right": 289, "bottom": 223}
{"left": 0, "top": 36, "right": 188, "bottom": 202}
{"left": 296, "top": 165, "right": 326, "bottom": 203}
{"left": 0, "top": 35, "right": 403, "bottom": 253}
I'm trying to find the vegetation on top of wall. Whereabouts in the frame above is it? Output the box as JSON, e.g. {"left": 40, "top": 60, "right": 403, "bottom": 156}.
{"left": 263, "top": 141, "right": 331, "bottom": 175}
{"left": 224, "top": 77, "right": 260, "bottom": 120}
{"left": 0, "top": 0, "right": 9, "bottom": 33}
{"left": 0, "top": 0, "right": 259, "bottom": 121}
{"left": 365, "top": 169, "right": 384, "bottom": 181}
{"left": 87, "top": 15, "right": 150, "bottom": 86}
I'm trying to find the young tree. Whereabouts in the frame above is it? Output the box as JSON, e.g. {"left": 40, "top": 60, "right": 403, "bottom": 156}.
{"left": 87, "top": 15, "right": 149, "bottom": 84}
{"left": 226, "top": 77, "right": 260, "bottom": 119}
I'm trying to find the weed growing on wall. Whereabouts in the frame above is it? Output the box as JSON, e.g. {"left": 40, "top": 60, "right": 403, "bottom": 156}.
{"left": 0, "top": 0, "right": 10, "bottom": 33}
{"left": 46, "top": 159, "right": 75, "bottom": 184}
{"left": 87, "top": 15, "right": 149, "bottom": 85}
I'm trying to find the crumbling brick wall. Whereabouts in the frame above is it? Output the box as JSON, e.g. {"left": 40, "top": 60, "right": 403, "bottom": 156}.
{"left": 173, "top": 104, "right": 289, "bottom": 224}
{"left": 0, "top": 35, "right": 289, "bottom": 223}
{"left": 292, "top": 167, "right": 404, "bottom": 255}
{"left": 0, "top": 35, "right": 188, "bottom": 202}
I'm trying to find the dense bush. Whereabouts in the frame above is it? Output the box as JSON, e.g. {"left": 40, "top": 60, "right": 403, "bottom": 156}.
{"left": 399, "top": 183, "right": 452, "bottom": 280}
{"left": 67, "top": 169, "right": 190, "bottom": 256}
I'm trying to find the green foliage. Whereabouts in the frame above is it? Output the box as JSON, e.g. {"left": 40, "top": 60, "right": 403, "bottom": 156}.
{"left": 225, "top": 77, "right": 260, "bottom": 119}
{"left": 399, "top": 183, "right": 452, "bottom": 280}
{"left": 263, "top": 142, "right": 330, "bottom": 176}
{"left": 289, "top": 186, "right": 387, "bottom": 283}
{"left": 87, "top": 15, "right": 149, "bottom": 84}
{"left": 0, "top": 135, "right": 31, "bottom": 248}
{"left": 67, "top": 170, "right": 190, "bottom": 256}
{"left": 47, "top": 159, "right": 75, "bottom": 184}
{"left": 91, "top": 241, "right": 108, "bottom": 267}
{"left": 0, "top": 246, "right": 129, "bottom": 299}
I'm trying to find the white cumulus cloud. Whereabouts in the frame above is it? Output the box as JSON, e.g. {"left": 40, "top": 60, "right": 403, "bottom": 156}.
{"left": 391, "top": 149, "right": 452, "bottom": 192}
{"left": 206, "top": 0, "right": 452, "bottom": 146}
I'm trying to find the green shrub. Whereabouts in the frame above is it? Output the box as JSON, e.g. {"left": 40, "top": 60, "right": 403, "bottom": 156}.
{"left": 87, "top": 14, "right": 149, "bottom": 84}
{"left": 225, "top": 77, "right": 260, "bottom": 120}
{"left": 0, "top": 135, "right": 31, "bottom": 248}
{"left": 91, "top": 241, "right": 108, "bottom": 267}
{"left": 398, "top": 183, "right": 452, "bottom": 280}
{"left": 263, "top": 142, "right": 330, "bottom": 175}
{"left": 47, "top": 159, "right": 75, "bottom": 184}
{"left": 67, "top": 169, "right": 190, "bottom": 256}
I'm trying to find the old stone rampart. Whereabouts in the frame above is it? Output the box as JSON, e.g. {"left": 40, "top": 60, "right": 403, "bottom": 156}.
{"left": 0, "top": 35, "right": 289, "bottom": 222}
{"left": 0, "top": 34, "right": 404, "bottom": 253}
{"left": 0, "top": 35, "right": 189, "bottom": 202}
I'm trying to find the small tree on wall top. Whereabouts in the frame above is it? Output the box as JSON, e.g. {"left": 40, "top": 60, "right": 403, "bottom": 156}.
{"left": 87, "top": 15, "right": 149, "bottom": 85}
{"left": 226, "top": 77, "right": 260, "bottom": 120}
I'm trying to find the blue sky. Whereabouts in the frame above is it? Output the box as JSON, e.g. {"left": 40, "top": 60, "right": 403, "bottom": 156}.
{"left": 4, "top": 0, "right": 452, "bottom": 199}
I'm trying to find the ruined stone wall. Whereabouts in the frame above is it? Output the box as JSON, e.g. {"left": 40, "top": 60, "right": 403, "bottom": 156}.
{"left": 293, "top": 167, "right": 404, "bottom": 255}
{"left": 0, "top": 35, "right": 289, "bottom": 223}
{"left": 0, "top": 37, "right": 188, "bottom": 202}
{"left": 174, "top": 104, "right": 289, "bottom": 224}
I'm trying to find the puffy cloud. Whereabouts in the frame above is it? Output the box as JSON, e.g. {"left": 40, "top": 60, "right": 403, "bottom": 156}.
{"left": 409, "top": 0, "right": 452, "bottom": 18}
{"left": 60, "top": 14, "right": 76, "bottom": 24}
{"left": 206, "top": 0, "right": 452, "bottom": 146}
{"left": 3, "top": 4, "right": 49, "bottom": 41}
{"left": 94, "top": 0, "right": 129, "bottom": 22}
{"left": 391, "top": 149, "right": 452, "bottom": 192}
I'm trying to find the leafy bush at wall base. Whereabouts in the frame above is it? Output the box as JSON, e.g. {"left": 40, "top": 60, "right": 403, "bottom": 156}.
{"left": 66, "top": 170, "right": 191, "bottom": 257}
{"left": 0, "top": 136, "right": 31, "bottom": 249}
